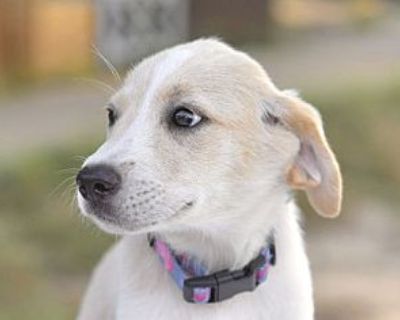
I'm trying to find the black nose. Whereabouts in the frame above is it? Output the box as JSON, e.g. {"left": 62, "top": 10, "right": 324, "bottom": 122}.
{"left": 76, "top": 165, "right": 121, "bottom": 202}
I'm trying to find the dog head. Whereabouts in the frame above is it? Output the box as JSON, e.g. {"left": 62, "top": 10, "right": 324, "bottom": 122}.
{"left": 76, "top": 39, "right": 342, "bottom": 235}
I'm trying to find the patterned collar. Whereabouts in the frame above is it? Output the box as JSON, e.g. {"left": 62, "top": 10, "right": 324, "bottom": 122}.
{"left": 148, "top": 234, "right": 276, "bottom": 304}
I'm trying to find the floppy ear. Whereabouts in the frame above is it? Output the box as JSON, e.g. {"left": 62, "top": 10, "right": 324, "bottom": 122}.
{"left": 273, "top": 93, "right": 342, "bottom": 218}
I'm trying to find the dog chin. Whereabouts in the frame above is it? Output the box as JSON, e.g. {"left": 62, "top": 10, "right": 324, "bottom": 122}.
{"left": 78, "top": 204, "right": 165, "bottom": 236}
{"left": 80, "top": 207, "right": 151, "bottom": 235}
{"left": 77, "top": 192, "right": 197, "bottom": 235}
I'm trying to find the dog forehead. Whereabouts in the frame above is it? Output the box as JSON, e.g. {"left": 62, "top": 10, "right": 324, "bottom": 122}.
{"left": 114, "top": 44, "right": 194, "bottom": 107}
{"left": 115, "top": 39, "right": 274, "bottom": 128}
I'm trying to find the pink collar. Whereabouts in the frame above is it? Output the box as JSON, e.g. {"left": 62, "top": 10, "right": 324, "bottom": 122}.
{"left": 148, "top": 234, "right": 276, "bottom": 304}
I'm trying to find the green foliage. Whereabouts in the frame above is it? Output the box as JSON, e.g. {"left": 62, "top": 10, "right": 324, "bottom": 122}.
{"left": 0, "top": 142, "right": 114, "bottom": 320}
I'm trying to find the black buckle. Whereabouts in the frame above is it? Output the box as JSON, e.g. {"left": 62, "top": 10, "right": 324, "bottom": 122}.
{"left": 183, "top": 254, "right": 266, "bottom": 303}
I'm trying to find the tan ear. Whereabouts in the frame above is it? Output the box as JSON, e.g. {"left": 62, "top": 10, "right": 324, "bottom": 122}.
{"left": 277, "top": 94, "right": 342, "bottom": 218}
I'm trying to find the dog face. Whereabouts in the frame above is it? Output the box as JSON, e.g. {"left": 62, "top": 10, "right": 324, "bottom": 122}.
{"left": 76, "top": 39, "right": 342, "bottom": 235}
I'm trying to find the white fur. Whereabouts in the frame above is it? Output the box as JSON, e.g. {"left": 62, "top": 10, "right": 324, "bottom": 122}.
{"left": 78, "top": 203, "right": 313, "bottom": 320}
{"left": 76, "top": 39, "right": 341, "bottom": 320}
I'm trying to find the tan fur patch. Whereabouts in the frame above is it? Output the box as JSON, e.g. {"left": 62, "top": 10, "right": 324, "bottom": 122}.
{"left": 280, "top": 95, "right": 343, "bottom": 218}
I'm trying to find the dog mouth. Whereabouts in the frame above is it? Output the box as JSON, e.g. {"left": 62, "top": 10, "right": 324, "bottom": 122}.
{"left": 79, "top": 195, "right": 196, "bottom": 233}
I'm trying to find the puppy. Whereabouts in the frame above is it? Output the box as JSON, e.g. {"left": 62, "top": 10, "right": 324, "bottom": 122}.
{"left": 76, "top": 39, "right": 342, "bottom": 320}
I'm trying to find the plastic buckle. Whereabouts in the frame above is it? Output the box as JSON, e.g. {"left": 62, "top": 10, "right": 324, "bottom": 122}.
{"left": 183, "top": 254, "right": 266, "bottom": 303}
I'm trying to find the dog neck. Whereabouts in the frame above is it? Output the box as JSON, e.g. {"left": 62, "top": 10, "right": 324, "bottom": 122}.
{"left": 155, "top": 193, "right": 289, "bottom": 273}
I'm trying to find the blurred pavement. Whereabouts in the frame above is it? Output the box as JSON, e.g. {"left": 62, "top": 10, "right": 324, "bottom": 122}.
{"left": 309, "top": 201, "right": 400, "bottom": 320}
{"left": 0, "top": 83, "right": 107, "bottom": 158}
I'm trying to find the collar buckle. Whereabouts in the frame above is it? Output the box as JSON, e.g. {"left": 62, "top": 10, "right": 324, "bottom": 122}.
{"left": 183, "top": 254, "right": 266, "bottom": 303}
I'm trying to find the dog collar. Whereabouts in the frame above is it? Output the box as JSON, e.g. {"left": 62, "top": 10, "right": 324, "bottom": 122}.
{"left": 148, "top": 234, "right": 276, "bottom": 304}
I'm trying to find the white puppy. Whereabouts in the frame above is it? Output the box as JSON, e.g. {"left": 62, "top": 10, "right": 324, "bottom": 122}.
{"left": 76, "top": 39, "right": 342, "bottom": 320}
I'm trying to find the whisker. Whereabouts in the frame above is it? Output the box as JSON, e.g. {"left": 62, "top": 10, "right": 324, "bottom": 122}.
{"left": 92, "top": 45, "right": 122, "bottom": 83}
{"left": 74, "top": 77, "right": 117, "bottom": 95}
{"left": 56, "top": 167, "right": 80, "bottom": 175}
{"left": 48, "top": 175, "right": 77, "bottom": 200}
{"left": 73, "top": 155, "right": 87, "bottom": 162}
{"left": 58, "top": 181, "right": 78, "bottom": 208}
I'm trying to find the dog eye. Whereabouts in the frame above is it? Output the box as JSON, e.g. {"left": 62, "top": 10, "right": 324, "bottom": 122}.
{"left": 172, "top": 107, "right": 202, "bottom": 128}
{"left": 107, "top": 107, "right": 117, "bottom": 127}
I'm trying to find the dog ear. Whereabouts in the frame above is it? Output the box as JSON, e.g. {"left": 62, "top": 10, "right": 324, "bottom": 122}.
{"left": 271, "top": 93, "right": 342, "bottom": 218}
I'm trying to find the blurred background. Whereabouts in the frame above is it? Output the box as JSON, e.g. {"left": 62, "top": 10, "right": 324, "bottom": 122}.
{"left": 0, "top": 0, "right": 399, "bottom": 319}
